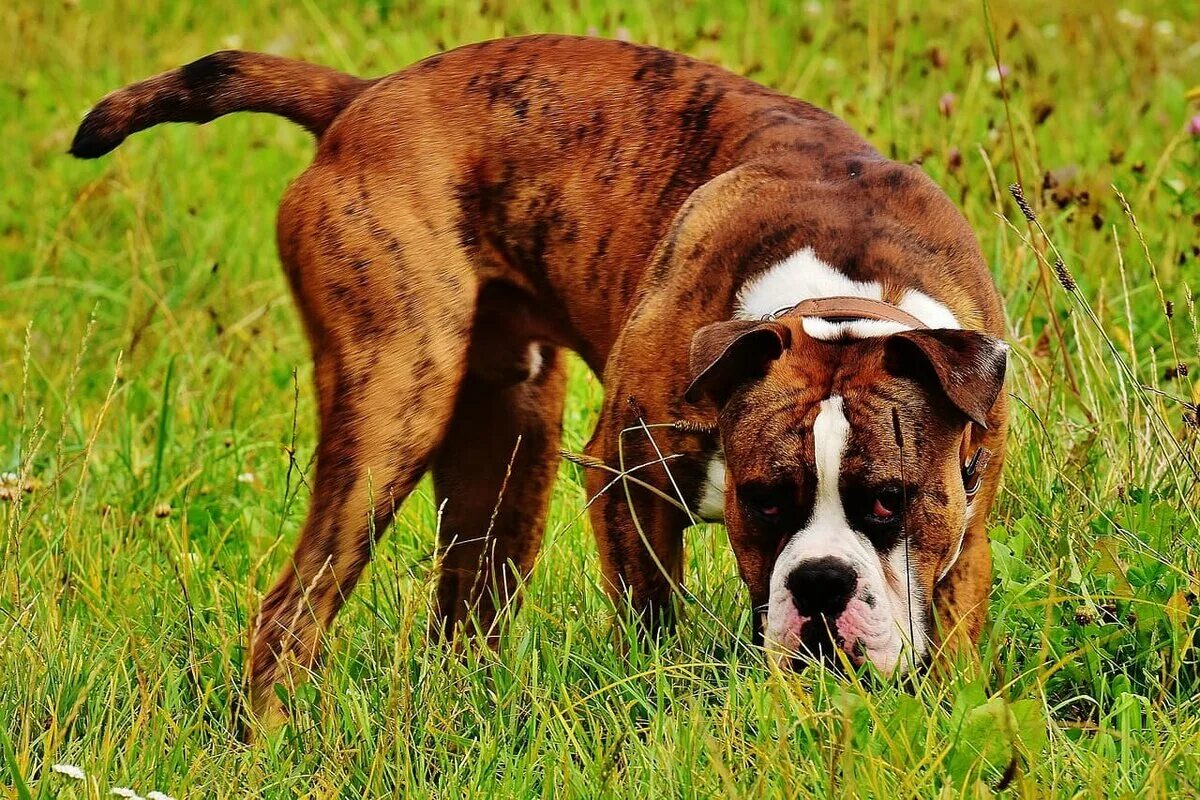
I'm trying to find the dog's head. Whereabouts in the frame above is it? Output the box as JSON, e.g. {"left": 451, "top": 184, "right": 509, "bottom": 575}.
{"left": 686, "top": 316, "right": 1005, "bottom": 674}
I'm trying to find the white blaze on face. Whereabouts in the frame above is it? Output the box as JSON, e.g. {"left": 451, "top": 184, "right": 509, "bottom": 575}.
{"left": 763, "top": 395, "right": 927, "bottom": 674}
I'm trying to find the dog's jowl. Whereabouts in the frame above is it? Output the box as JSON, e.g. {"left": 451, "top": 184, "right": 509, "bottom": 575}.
{"left": 73, "top": 35, "right": 1008, "bottom": 727}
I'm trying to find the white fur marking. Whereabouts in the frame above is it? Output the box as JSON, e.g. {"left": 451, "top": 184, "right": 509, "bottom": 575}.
{"left": 736, "top": 248, "right": 881, "bottom": 320}
{"left": 526, "top": 343, "right": 543, "bottom": 379}
{"left": 734, "top": 247, "right": 960, "bottom": 338}
{"left": 764, "top": 395, "right": 927, "bottom": 674}
{"left": 898, "top": 289, "right": 961, "bottom": 330}
{"left": 696, "top": 454, "right": 727, "bottom": 521}
{"left": 886, "top": 545, "right": 926, "bottom": 659}
{"left": 813, "top": 397, "right": 850, "bottom": 503}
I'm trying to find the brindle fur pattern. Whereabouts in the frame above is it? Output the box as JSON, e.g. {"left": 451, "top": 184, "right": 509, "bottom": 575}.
{"left": 72, "top": 35, "right": 1008, "bottom": 728}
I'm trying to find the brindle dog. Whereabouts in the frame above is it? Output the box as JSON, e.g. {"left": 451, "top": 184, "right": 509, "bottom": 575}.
{"left": 72, "top": 35, "right": 1007, "bottom": 728}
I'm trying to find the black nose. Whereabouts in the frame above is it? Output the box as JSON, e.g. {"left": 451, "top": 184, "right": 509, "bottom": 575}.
{"left": 787, "top": 557, "right": 857, "bottom": 618}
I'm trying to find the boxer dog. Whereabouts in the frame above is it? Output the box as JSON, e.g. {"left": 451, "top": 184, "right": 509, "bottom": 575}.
{"left": 72, "top": 35, "right": 1007, "bottom": 726}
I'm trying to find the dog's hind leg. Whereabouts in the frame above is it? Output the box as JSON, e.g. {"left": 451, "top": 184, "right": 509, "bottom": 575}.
{"left": 245, "top": 168, "right": 476, "bottom": 731}
{"left": 430, "top": 345, "right": 567, "bottom": 644}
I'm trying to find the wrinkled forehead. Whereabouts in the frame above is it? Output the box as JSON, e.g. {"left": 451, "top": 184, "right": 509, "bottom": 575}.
{"left": 719, "top": 388, "right": 819, "bottom": 480}
{"left": 838, "top": 388, "right": 963, "bottom": 482}
{"left": 723, "top": 339, "right": 961, "bottom": 476}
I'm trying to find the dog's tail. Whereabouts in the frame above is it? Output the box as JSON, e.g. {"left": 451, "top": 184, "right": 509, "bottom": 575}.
{"left": 70, "top": 51, "right": 373, "bottom": 159}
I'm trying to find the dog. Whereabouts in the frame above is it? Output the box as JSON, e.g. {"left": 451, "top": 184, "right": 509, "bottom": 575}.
{"left": 72, "top": 34, "right": 1008, "bottom": 726}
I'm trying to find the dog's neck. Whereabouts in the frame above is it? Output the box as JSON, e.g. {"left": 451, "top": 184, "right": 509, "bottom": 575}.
{"left": 733, "top": 246, "right": 960, "bottom": 337}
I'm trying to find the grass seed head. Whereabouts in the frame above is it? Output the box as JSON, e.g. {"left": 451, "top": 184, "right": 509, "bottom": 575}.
{"left": 1009, "top": 183, "right": 1037, "bottom": 223}
{"left": 1053, "top": 257, "right": 1077, "bottom": 292}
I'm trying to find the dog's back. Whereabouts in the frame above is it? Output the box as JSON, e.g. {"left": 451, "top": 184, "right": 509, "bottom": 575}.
{"left": 73, "top": 36, "right": 876, "bottom": 353}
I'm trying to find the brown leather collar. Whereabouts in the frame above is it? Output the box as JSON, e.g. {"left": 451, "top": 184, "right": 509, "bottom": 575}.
{"left": 777, "top": 296, "right": 926, "bottom": 329}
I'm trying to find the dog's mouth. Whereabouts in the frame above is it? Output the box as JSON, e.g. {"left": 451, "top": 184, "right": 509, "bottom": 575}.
{"left": 765, "top": 593, "right": 910, "bottom": 676}
{"left": 785, "top": 617, "right": 863, "bottom": 673}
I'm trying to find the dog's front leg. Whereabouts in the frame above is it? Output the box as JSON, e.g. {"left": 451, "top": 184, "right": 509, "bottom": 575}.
{"left": 583, "top": 398, "right": 699, "bottom": 634}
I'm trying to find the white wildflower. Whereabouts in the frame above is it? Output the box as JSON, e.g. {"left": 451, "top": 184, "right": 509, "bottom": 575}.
{"left": 986, "top": 64, "right": 1010, "bottom": 84}
{"left": 1153, "top": 20, "right": 1174, "bottom": 38}
{"left": 148, "top": 792, "right": 176, "bottom": 800}
{"left": 111, "top": 788, "right": 144, "bottom": 800}
{"left": 236, "top": 472, "right": 256, "bottom": 484}
{"left": 52, "top": 763, "right": 86, "bottom": 780}
{"left": 804, "top": 0, "right": 823, "bottom": 15}
{"left": 1115, "top": 9, "right": 1145, "bottom": 29}
{"left": 221, "top": 34, "right": 244, "bottom": 50}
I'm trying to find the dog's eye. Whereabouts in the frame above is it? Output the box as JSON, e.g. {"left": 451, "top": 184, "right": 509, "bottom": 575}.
{"left": 737, "top": 482, "right": 794, "bottom": 525}
{"left": 865, "top": 486, "right": 905, "bottom": 525}
{"left": 872, "top": 497, "right": 895, "bottom": 520}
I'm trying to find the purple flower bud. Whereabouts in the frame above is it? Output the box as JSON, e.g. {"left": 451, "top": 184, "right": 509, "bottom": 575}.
{"left": 939, "top": 92, "right": 956, "bottom": 117}
{"left": 1189, "top": 114, "right": 1200, "bottom": 137}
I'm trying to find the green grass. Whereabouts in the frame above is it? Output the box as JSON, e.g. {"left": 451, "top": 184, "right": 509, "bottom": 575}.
{"left": 4, "top": 0, "right": 1200, "bottom": 796}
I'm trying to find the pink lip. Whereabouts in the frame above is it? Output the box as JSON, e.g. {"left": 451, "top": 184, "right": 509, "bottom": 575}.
{"left": 771, "top": 585, "right": 900, "bottom": 671}
{"left": 776, "top": 598, "right": 887, "bottom": 666}
{"left": 835, "top": 598, "right": 892, "bottom": 660}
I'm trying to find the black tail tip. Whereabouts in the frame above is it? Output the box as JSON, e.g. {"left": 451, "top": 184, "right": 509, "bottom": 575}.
{"left": 69, "top": 105, "right": 124, "bottom": 159}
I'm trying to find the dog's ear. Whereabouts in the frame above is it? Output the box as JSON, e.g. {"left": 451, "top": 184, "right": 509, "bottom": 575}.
{"left": 685, "top": 320, "right": 791, "bottom": 405}
{"left": 885, "top": 329, "right": 1007, "bottom": 427}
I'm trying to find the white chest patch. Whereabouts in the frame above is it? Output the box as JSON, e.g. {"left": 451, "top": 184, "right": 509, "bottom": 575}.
{"left": 734, "top": 247, "right": 959, "bottom": 337}
{"left": 696, "top": 454, "right": 727, "bottom": 521}
{"left": 526, "top": 343, "right": 544, "bottom": 380}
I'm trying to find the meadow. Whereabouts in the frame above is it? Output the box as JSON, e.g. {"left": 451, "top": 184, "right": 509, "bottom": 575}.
{"left": 3, "top": 0, "right": 1200, "bottom": 796}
